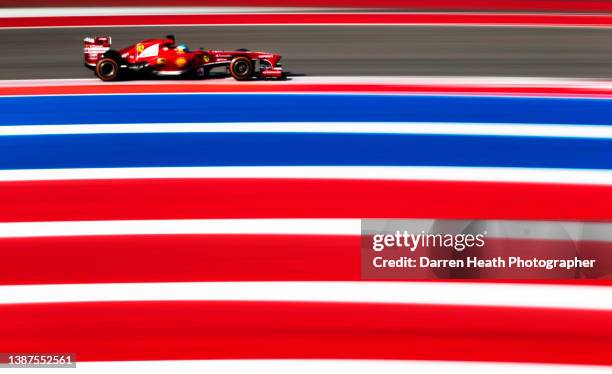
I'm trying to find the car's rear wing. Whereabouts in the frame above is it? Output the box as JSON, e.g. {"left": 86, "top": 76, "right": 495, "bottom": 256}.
{"left": 83, "top": 36, "right": 112, "bottom": 67}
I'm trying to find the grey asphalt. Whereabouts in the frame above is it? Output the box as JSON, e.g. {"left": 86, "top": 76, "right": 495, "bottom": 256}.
{"left": 2, "top": 26, "right": 612, "bottom": 79}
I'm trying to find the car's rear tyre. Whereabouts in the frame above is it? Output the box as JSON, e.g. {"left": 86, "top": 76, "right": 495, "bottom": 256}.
{"left": 95, "top": 58, "right": 121, "bottom": 81}
{"left": 230, "top": 57, "right": 254, "bottom": 81}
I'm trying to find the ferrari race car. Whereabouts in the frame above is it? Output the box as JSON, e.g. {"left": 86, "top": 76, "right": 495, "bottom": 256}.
{"left": 83, "top": 35, "right": 284, "bottom": 81}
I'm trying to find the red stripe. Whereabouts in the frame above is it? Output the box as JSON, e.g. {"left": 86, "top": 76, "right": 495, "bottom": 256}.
{"left": 4, "top": 13, "right": 612, "bottom": 28}
{"left": 1, "top": 234, "right": 611, "bottom": 285}
{"left": 0, "top": 234, "right": 360, "bottom": 284}
{"left": 2, "top": 178, "right": 612, "bottom": 222}
{"left": 4, "top": 83, "right": 612, "bottom": 97}
{"left": 1, "top": 301, "right": 611, "bottom": 364}
{"left": 3, "top": 0, "right": 612, "bottom": 13}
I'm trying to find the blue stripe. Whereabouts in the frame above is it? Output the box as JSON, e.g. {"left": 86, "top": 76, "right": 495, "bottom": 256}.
{"left": 3, "top": 94, "right": 612, "bottom": 126}
{"left": 1, "top": 133, "right": 610, "bottom": 170}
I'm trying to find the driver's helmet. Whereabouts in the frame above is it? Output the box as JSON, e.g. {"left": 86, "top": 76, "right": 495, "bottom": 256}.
{"left": 176, "top": 44, "right": 190, "bottom": 53}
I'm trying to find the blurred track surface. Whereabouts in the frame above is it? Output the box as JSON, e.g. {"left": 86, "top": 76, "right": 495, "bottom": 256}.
{"left": 2, "top": 26, "right": 612, "bottom": 79}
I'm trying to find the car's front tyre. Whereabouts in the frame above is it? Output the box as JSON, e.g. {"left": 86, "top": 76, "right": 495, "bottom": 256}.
{"left": 229, "top": 57, "right": 254, "bottom": 81}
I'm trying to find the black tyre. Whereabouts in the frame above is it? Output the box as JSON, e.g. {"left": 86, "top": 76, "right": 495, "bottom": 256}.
{"left": 95, "top": 58, "right": 121, "bottom": 81}
{"left": 229, "top": 57, "right": 254, "bottom": 81}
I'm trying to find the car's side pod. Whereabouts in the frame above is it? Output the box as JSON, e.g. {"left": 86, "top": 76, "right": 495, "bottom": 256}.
{"left": 102, "top": 50, "right": 124, "bottom": 64}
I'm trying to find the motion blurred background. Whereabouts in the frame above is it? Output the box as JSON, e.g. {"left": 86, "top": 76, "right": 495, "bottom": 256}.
{"left": 4, "top": 0, "right": 612, "bottom": 78}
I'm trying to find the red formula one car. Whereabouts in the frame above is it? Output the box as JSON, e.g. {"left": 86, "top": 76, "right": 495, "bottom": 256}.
{"left": 83, "top": 35, "right": 284, "bottom": 81}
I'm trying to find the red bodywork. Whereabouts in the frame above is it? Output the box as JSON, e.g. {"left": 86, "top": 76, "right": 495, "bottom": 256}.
{"left": 84, "top": 36, "right": 283, "bottom": 79}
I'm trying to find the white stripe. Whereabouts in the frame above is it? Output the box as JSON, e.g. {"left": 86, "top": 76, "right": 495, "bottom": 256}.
{"left": 0, "top": 7, "right": 330, "bottom": 17}
{"left": 1, "top": 166, "right": 612, "bottom": 185}
{"left": 4, "top": 122, "right": 612, "bottom": 138}
{"left": 2, "top": 12, "right": 612, "bottom": 30}
{"left": 9, "top": 91, "right": 604, "bottom": 99}
{"left": 1, "top": 9, "right": 608, "bottom": 18}
{"left": 0, "top": 219, "right": 359, "bottom": 238}
{"left": 1, "top": 281, "right": 612, "bottom": 310}
{"left": 2, "top": 76, "right": 611, "bottom": 87}
{"left": 3, "top": 219, "right": 612, "bottom": 241}
{"left": 14, "top": 360, "right": 612, "bottom": 374}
